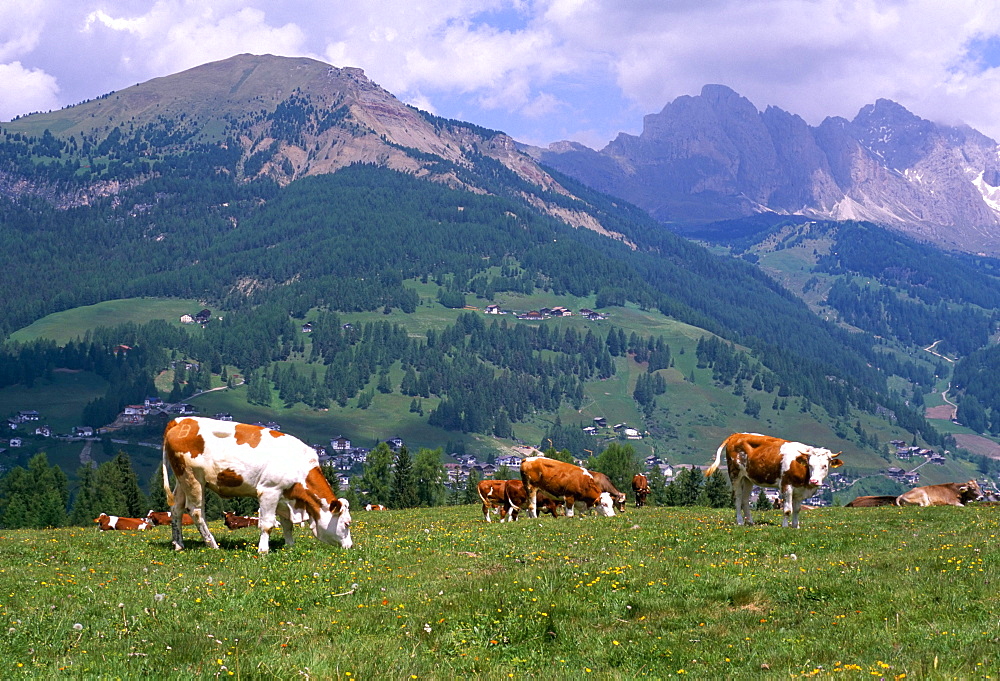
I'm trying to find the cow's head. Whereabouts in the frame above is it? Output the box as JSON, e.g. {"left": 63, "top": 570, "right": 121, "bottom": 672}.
{"left": 594, "top": 491, "right": 617, "bottom": 517}
{"left": 314, "top": 498, "right": 353, "bottom": 549}
{"left": 799, "top": 447, "right": 842, "bottom": 487}
{"left": 959, "top": 480, "right": 984, "bottom": 503}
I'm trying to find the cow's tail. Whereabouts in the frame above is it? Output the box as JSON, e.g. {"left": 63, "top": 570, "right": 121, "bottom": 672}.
{"left": 705, "top": 440, "right": 726, "bottom": 477}
{"left": 162, "top": 441, "right": 174, "bottom": 507}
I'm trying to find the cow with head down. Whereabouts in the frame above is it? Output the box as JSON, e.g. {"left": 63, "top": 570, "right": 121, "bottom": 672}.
{"left": 520, "top": 456, "right": 616, "bottom": 518}
{"left": 706, "top": 432, "right": 842, "bottom": 529}
{"left": 631, "top": 474, "right": 650, "bottom": 508}
{"left": 896, "top": 480, "right": 983, "bottom": 507}
{"left": 161, "top": 416, "right": 353, "bottom": 553}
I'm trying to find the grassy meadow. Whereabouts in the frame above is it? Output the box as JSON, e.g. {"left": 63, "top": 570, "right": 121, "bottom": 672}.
{"left": 1, "top": 504, "right": 997, "bottom": 678}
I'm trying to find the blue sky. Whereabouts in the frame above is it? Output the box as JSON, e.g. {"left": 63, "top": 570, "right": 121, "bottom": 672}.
{"left": 3, "top": 1, "right": 1000, "bottom": 148}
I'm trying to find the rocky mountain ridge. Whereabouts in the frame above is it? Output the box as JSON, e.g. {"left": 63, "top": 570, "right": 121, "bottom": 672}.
{"left": 0, "top": 54, "right": 624, "bottom": 243}
{"left": 530, "top": 85, "right": 1000, "bottom": 254}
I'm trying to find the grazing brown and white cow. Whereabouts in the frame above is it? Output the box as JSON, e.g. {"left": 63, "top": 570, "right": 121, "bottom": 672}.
{"left": 161, "top": 417, "right": 353, "bottom": 553}
{"left": 845, "top": 495, "right": 898, "bottom": 508}
{"left": 706, "top": 432, "right": 842, "bottom": 528}
{"left": 95, "top": 513, "right": 151, "bottom": 531}
{"left": 520, "top": 456, "right": 616, "bottom": 518}
{"left": 592, "top": 471, "right": 627, "bottom": 512}
{"left": 477, "top": 479, "right": 561, "bottom": 522}
{"left": 895, "top": 480, "right": 983, "bottom": 507}
{"left": 364, "top": 504, "right": 387, "bottom": 511}
{"left": 477, "top": 479, "right": 511, "bottom": 522}
{"left": 223, "top": 511, "right": 259, "bottom": 529}
{"left": 631, "top": 474, "right": 650, "bottom": 508}
{"left": 145, "top": 510, "right": 194, "bottom": 526}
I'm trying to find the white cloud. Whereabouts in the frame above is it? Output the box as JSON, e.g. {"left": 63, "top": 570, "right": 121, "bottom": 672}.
{"left": 0, "top": 62, "right": 60, "bottom": 119}
{"left": 4, "top": 0, "right": 1000, "bottom": 144}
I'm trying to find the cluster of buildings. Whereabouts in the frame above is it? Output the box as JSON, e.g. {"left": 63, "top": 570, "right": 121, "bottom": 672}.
{"left": 582, "top": 417, "right": 644, "bottom": 440}
{"left": 481, "top": 304, "right": 607, "bottom": 321}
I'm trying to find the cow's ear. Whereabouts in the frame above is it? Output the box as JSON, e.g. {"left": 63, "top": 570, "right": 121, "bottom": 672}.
{"left": 830, "top": 455, "right": 843, "bottom": 468}
{"left": 958, "top": 485, "right": 969, "bottom": 493}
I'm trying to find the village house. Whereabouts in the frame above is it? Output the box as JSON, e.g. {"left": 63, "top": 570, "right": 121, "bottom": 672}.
{"left": 214, "top": 413, "right": 233, "bottom": 421}
{"left": 484, "top": 304, "right": 503, "bottom": 315}
{"left": 73, "top": 426, "right": 95, "bottom": 437}
{"left": 17, "top": 410, "right": 40, "bottom": 422}
{"left": 34, "top": 425, "right": 51, "bottom": 437}
{"left": 330, "top": 436, "right": 352, "bottom": 452}
{"left": 495, "top": 454, "right": 522, "bottom": 468}
{"left": 301, "top": 322, "right": 313, "bottom": 333}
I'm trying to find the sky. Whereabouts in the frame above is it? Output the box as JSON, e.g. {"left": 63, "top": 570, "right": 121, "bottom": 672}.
{"left": 3, "top": 1, "right": 1000, "bottom": 150}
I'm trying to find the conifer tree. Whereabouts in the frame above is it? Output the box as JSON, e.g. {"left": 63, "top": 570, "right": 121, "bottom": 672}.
{"left": 361, "top": 443, "right": 393, "bottom": 506}
{"left": 413, "top": 448, "right": 446, "bottom": 507}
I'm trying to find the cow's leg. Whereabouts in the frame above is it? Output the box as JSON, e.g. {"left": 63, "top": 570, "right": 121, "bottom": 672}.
{"left": 782, "top": 486, "right": 797, "bottom": 528}
{"left": 482, "top": 502, "right": 492, "bottom": 522}
{"left": 527, "top": 486, "right": 538, "bottom": 518}
{"left": 734, "top": 479, "right": 753, "bottom": 525}
{"left": 183, "top": 473, "right": 218, "bottom": 549}
{"left": 256, "top": 491, "right": 281, "bottom": 554}
{"left": 169, "top": 486, "right": 186, "bottom": 550}
{"left": 278, "top": 510, "right": 295, "bottom": 549}
{"left": 564, "top": 496, "right": 576, "bottom": 518}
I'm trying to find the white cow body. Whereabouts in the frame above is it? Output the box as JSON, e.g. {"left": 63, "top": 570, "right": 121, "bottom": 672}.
{"left": 162, "top": 417, "right": 352, "bottom": 553}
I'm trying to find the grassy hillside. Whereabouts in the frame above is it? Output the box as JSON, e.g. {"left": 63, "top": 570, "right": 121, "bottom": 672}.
{"left": 1, "top": 504, "right": 996, "bottom": 677}
{"left": 4, "top": 292, "right": 982, "bottom": 494}
{"left": 7, "top": 298, "right": 203, "bottom": 346}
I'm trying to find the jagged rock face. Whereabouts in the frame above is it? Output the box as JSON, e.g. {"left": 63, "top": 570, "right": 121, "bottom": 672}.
{"left": 535, "top": 85, "right": 1000, "bottom": 254}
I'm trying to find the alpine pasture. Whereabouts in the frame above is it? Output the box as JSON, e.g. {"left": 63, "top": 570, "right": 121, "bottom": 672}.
{"left": 1, "top": 503, "right": 996, "bottom": 677}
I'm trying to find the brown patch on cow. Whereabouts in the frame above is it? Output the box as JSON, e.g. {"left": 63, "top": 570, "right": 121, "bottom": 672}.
{"left": 217, "top": 468, "right": 244, "bottom": 487}
{"left": 234, "top": 423, "right": 265, "bottom": 448}
{"left": 268, "top": 429, "right": 286, "bottom": 438}
{"left": 163, "top": 418, "right": 207, "bottom": 476}
{"left": 781, "top": 454, "right": 811, "bottom": 487}
{"left": 283, "top": 468, "right": 337, "bottom": 521}
{"left": 742, "top": 446, "right": 782, "bottom": 485}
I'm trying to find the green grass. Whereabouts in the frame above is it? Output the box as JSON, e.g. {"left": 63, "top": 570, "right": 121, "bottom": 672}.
{"left": 0, "top": 370, "right": 108, "bottom": 433}
{"left": 7, "top": 298, "right": 203, "bottom": 345}
{"left": 1, "top": 504, "right": 997, "bottom": 678}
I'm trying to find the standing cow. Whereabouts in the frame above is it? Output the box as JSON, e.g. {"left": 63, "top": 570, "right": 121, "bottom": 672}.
{"left": 706, "top": 432, "right": 841, "bottom": 528}
{"left": 161, "top": 417, "right": 353, "bottom": 553}
{"left": 520, "top": 456, "right": 616, "bottom": 518}
{"left": 631, "top": 474, "right": 650, "bottom": 508}
{"left": 896, "top": 480, "right": 983, "bottom": 507}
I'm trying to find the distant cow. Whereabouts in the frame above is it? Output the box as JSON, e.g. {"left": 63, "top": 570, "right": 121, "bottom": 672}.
{"left": 592, "top": 471, "right": 627, "bottom": 512}
{"left": 477, "top": 479, "right": 559, "bottom": 522}
{"left": 223, "top": 511, "right": 259, "bottom": 529}
{"left": 95, "top": 513, "right": 150, "bottom": 531}
{"left": 365, "top": 504, "right": 387, "bottom": 511}
{"left": 896, "top": 480, "right": 984, "bottom": 507}
{"left": 632, "top": 474, "right": 650, "bottom": 508}
{"left": 501, "top": 479, "right": 561, "bottom": 521}
{"left": 520, "top": 456, "right": 616, "bottom": 518}
{"left": 161, "top": 417, "right": 353, "bottom": 553}
{"left": 477, "top": 479, "right": 511, "bottom": 522}
{"left": 845, "top": 495, "right": 898, "bottom": 508}
{"left": 706, "top": 432, "right": 842, "bottom": 528}
{"left": 145, "top": 510, "right": 194, "bottom": 526}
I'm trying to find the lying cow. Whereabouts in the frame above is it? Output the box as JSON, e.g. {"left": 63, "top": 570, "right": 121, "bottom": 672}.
{"left": 706, "top": 432, "right": 842, "bottom": 528}
{"left": 592, "top": 471, "right": 627, "bottom": 512}
{"left": 896, "top": 480, "right": 983, "bottom": 507}
{"left": 161, "top": 416, "right": 353, "bottom": 553}
{"left": 632, "top": 474, "right": 650, "bottom": 508}
{"left": 95, "top": 513, "right": 151, "bottom": 531}
{"left": 845, "top": 495, "right": 898, "bottom": 508}
{"left": 145, "top": 510, "right": 194, "bottom": 526}
{"left": 223, "top": 511, "right": 259, "bottom": 529}
{"left": 520, "top": 456, "right": 616, "bottom": 518}
{"left": 365, "top": 504, "right": 387, "bottom": 511}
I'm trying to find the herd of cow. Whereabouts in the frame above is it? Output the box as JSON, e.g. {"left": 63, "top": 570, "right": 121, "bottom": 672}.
{"left": 94, "top": 419, "right": 988, "bottom": 551}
